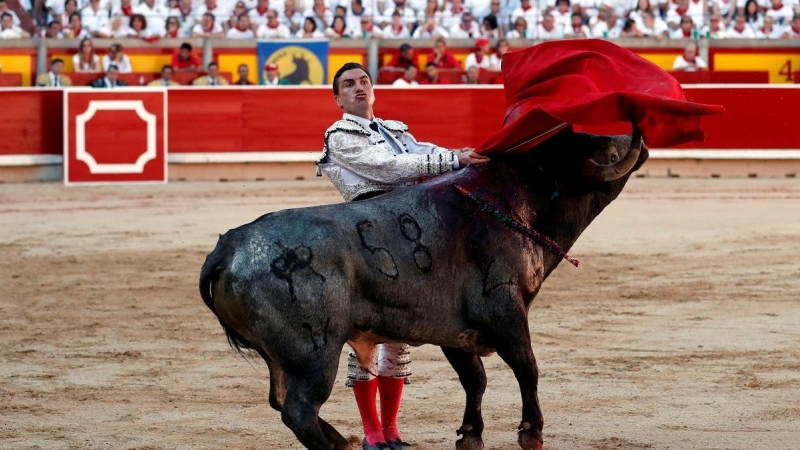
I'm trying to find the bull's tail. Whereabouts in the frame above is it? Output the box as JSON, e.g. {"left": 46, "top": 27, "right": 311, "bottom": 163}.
{"left": 199, "top": 242, "right": 253, "bottom": 355}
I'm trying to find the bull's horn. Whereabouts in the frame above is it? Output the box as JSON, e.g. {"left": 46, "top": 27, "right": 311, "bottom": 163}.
{"left": 580, "top": 126, "right": 643, "bottom": 182}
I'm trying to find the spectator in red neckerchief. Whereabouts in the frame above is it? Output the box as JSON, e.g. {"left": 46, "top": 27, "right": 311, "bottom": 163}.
{"left": 427, "top": 37, "right": 461, "bottom": 69}
{"left": 387, "top": 43, "right": 415, "bottom": 68}
{"left": 489, "top": 38, "right": 509, "bottom": 71}
{"left": 449, "top": 10, "right": 480, "bottom": 38}
{"left": 419, "top": 62, "right": 449, "bottom": 84}
{"left": 112, "top": 0, "right": 134, "bottom": 19}
{"left": 172, "top": 42, "right": 201, "bottom": 72}
{"left": 670, "top": 14, "right": 695, "bottom": 38}
{"left": 781, "top": 14, "right": 800, "bottom": 38}
{"left": 163, "top": 16, "right": 181, "bottom": 38}
{"left": 565, "top": 11, "right": 590, "bottom": 37}
{"left": 72, "top": 37, "right": 99, "bottom": 72}
{"left": 464, "top": 37, "right": 492, "bottom": 70}
{"left": 672, "top": 41, "right": 707, "bottom": 71}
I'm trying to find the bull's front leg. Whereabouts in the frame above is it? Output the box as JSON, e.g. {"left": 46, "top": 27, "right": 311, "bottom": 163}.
{"left": 442, "top": 347, "right": 487, "bottom": 450}
{"left": 490, "top": 320, "right": 544, "bottom": 450}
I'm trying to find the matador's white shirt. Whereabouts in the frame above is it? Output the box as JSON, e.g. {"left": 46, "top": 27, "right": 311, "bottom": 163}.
{"left": 317, "top": 113, "right": 459, "bottom": 202}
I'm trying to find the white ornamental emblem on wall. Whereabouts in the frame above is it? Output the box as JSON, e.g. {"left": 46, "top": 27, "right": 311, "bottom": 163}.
{"left": 75, "top": 100, "right": 157, "bottom": 174}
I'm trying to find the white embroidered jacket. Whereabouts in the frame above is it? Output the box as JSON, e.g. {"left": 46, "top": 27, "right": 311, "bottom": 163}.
{"left": 316, "top": 113, "right": 458, "bottom": 202}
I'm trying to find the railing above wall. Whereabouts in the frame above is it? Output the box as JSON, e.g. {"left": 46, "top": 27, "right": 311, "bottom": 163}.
{"left": 2, "top": 37, "right": 800, "bottom": 85}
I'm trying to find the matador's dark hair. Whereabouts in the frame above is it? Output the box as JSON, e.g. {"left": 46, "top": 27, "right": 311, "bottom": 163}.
{"left": 332, "top": 62, "right": 371, "bottom": 96}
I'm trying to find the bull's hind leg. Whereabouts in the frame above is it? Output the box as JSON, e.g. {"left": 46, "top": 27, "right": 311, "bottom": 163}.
{"left": 442, "top": 347, "right": 487, "bottom": 450}
{"left": 281, "top": 357, "right": 348, "bottom": 450}
{"left": 258, "top": 349, "right": 348, "bottom": 450}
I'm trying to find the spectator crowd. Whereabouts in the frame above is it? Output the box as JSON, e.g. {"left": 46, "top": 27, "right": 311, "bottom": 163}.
{"left": 1, "top": 0, "right": 798, "bottom": 40}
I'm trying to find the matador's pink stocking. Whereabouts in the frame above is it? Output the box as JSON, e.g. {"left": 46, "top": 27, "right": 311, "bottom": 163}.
{"left": 378, "top": 376, "right": 405, "bottom": 442}
{"left": 353, "top": 378, "right": 385, "bottom": 445}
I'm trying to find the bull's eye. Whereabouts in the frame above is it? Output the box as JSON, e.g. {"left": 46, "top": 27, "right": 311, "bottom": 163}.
{"left": 610, "top": 153, "right": 619, "bottom": 163}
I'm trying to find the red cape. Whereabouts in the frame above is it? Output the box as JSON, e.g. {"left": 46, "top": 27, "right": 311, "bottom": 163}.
{"left": 475, "top": 39, "right": 724, "bottom": 155}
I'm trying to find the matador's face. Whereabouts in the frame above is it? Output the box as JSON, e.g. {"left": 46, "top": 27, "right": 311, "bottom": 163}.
{"left": 335, "top": 68, "right": 375, "bottom": 120}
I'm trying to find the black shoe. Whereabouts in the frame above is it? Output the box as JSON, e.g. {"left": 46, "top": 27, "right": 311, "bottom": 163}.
{"left": 388, "top": 438, "right": 411, "bottom": 450}
{"left": 362, "top": 438, "right": 392, "bottom": 450}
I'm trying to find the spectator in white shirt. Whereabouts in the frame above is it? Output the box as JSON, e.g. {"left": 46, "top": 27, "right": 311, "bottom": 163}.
{"left": 73, "top": 37, "right": 101, "bottom": 72}
{"left": 129, "top": 13, "right": 156, "bottom": 38}
{"left": 550, "top": 0, "right": 572, "bottom": 30}
{"left": 488, "top": 37, "right": 508, "bottom": 70}
{"left": 441, "top": 0, "right": 467, "bottom": 29}
{"left": 700, "top": 13, "right": 728, "bottom": 37}
{"left": 81, "top": 0, "right": 110, "bottom": 35}
{"left": 196, "top": 0, "right": 229, "bottom": 31}
{"left": 296, "top": 15, "right": 325, "bottom": 36}
{"left": 42, "top": 20, "right": 64, "bottom": 38}
{"left": 389, "top": 0, "right": 418, "bottom": 29}
{"left": 727, "top": 13, "right": 757, "bottom": 36}
{"left": 416, "top": 0, "right": 442, "bottom": 28}
{"left": 505, "top": 15, "right": 530, "bottom": 37}
{"left": 249, "top": 0, "right": 270, "bottom": 27}
{"left": 765, "top": 0, "right": 794, "bottom": 25}
{"left": 564, "top": 11, "right": 590, "bottom": 36}
{"left": 0, "top": 0, "right": 19, "bottom": 27}
{"left": 281, "top": 0, "right": 304, "bottom": 33}
{"left": 756, "top": 14, "right": 784, "bottom": 37}
{"left": 382, "top": 10, "right": 411, "bottom": 37}
{"left": 670, "top": 14, "right": 696, "bottom": 38}
{"left": 672, "top": 41, "right": 707, "bottom": 71}
{"left": 192, "top": 11, "right": 225, "bottom": 35}
{"left": 392, "top": 64, "right": 419, "bottom": 86}
{"left": 257, "top": 9, "right": 291, "bottom": 36}
{"left": 97, "top": 14, "right": 135, "bottom": 37}
{"left": 162, "top": 15, "right": 183, "bottom": 37}
{"left": 305, "top": 0, "right": 333, "bottom": 31}
{"left": 467, "top": 0, "right": 493, "bottom": 21}
{"left": 511, "top": 0, "right": 541, "bottom": 36}
{"left": 102, "top": 43, "right": 133, "bottom": 73}
{"left": 449, "top": 10, "right": 481, "bottom": 37}
{"left": 412, "top": 15, "right": 449, "bottom": 37}
{"left": 0, "top": 12, "right": 29, "bottom": 38}
{"left": 325, "top": 14, "right": 353, "bottom": 37}
{"left": 480, "top": 14, "right": 502, "bottom": 37}
{"left": 537, "top": 13, "right": 564, "bottom": 38}
{"left": 168, "top": 0, "right": 196, "bottom": 36}
{"left": 780, "top": 14, "right": 799, "bottom": 37}
{"left": 741, "top": 0, "right": 764, "bottom": 30}
{"left": 134, "top": 0, "right": 169, "bottom": 36}
{"left": 227, "top": 13, "right": 255, "bottom": 37}
{"left": 356, "top": 14, "right": 385, "bottom": 37}
{"left": 66, "top": 11, "right": 92, "bottom": 38}
{"left": 227, "top": 1, "right": 249, "bottom": 30}
{"left": 464, "top": 37, "right": 492, "bottom": 70}
{"left": 592, "top": 9, "right": 621, "bottom": 37}
{"left": 666, "top": 0, "right": 695, "bottom": 31}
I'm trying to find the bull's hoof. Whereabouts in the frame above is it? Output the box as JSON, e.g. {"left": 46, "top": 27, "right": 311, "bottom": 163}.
{"left": 517, "top": 430, "right": 543, "bottom": 450}
{"left": 455, "top": 434, "right": 485, "bottom": 450}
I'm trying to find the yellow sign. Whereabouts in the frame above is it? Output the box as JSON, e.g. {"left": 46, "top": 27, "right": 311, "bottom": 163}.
{"left": 264, "top": 45, "right": 325, "bottom": 85}
{"left": 714, "top": 53, "right": 800, "bottom": 84}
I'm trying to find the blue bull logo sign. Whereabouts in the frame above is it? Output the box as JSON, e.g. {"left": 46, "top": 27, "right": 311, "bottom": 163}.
{"left": 257, "top": 40, "right": 328, "bottom": 85}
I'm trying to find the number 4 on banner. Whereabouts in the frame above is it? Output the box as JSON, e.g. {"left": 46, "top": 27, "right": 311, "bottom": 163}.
{"left": 778, "top": 59, "right": 794, "bottom": 82}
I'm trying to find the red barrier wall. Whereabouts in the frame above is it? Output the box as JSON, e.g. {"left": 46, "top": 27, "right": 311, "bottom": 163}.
{"left": 2, "top": 85, "right": 799, "bottom": 158}
{"left": 0, "top": 90, "right": 63, "bottom": 156}
{"left": 166, "top": 87, "right": 507, "bottom": 153}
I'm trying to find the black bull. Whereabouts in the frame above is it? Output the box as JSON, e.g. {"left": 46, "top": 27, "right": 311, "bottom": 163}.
{"left": 199, "top": 127, "right": 647, "bottom": 450}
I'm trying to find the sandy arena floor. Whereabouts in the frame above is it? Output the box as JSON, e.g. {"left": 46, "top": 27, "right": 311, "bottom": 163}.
{"left": 1, "top": 177, "right": 798, "bottom": 450}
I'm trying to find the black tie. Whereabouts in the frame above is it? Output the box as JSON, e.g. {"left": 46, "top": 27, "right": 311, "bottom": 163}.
{"left": 54, "top": 76, "right": 59, "bottom": 87}
{"left": 369, "top": 122, "right": 379, "bottom": 132}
